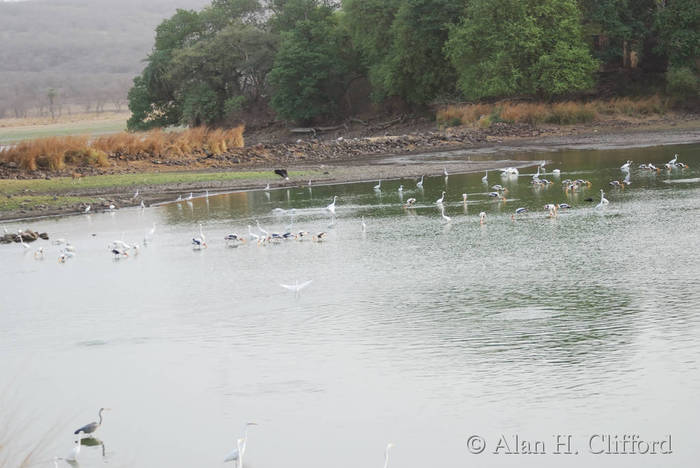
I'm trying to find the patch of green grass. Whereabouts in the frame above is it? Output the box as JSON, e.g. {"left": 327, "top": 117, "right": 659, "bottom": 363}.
{"left": 0, "top": 195, "right": 96, "bottom": 212}
{"left": 0, "top": 170, "right": 316, "bottom": 196}
{"left": 0, "top": 119, "right": 126, "bottom": 145}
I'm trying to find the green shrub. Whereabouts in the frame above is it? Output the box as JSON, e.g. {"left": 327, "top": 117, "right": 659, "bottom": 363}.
{"left": 666, "top": 66, "right": 699, "bottom": 100}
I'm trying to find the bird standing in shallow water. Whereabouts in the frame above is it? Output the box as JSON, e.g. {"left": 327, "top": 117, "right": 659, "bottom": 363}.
{"left": 436, "top": 191, "right": 445, "bottom": 205}
{"left": 74, "top": 408, "right": 110, "bottom": 436}
{"left": 596, "top": 189, "right": 609, "bottom": 209}
{"left": 224, "top": 422, "right": 257, "bottom": 465}
{"left": 326, "top": 196, "right": 337, "bottom": 214}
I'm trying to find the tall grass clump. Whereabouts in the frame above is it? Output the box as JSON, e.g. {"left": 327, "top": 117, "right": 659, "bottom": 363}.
{"left": 436, "top": 96, "right": 672, "bottom": 128}
{"left": 0, "top": 125, "right": 245, "bottom": 172}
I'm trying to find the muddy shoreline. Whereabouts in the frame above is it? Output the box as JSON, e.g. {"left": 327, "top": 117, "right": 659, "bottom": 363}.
{"left": 2, "top": 122, "right": 700, "bottom": 222}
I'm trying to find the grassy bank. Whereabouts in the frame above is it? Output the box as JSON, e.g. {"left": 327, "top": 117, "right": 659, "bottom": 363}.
{"left": 0, "top": 169, "right": 312, "bottom": 196}
{"left": 437, "top": 96, "right": 670, "bottom": 127}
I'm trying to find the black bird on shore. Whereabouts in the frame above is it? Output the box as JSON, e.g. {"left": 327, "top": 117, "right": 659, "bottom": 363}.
{"left": 274, "top": 169, "right": 289, "bottom": 180}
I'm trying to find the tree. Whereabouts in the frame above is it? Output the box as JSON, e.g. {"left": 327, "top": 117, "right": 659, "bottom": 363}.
{"left": 343, "top": 0, "right": 460, "bottom": 105}
{"left": 127, "top": 0, "right": 276, "bottom": 130}
{"left": 578, "top": 0, "right": 659, "bottom": 66}
{"left": 654, "top": 0, "right": 699, "bottom": 70}
{"left": 445, "top": 0, "right": 598, "bottom": 99}
{"left": 268, "top": 5, "right": 356, "bottom": 123}
{"left": 47, "top": 88, "right": 57, "bottom": 119}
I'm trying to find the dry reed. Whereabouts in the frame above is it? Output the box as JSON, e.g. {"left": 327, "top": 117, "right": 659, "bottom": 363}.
{"left": 437, "top": 96, "right": 668, "bottom": 127}
{"left": 0, "top": 125, "right": 245, "bottom": 172}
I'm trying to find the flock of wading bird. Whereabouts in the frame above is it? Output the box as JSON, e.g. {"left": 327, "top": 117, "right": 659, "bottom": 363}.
{"left": 13, "top": 153, "right": 690, "bottom": 268}
{"left": 54, "top": 408, "right": 395, "bottom": 467}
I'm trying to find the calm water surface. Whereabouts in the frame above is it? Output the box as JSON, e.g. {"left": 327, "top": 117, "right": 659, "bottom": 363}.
{"left": 2, "top": 143, "right": 700, "bottom": 467}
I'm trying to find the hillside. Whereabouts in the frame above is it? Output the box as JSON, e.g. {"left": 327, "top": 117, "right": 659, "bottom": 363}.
{"left": 0, "top": 0, "right": 209, "bottom": 118}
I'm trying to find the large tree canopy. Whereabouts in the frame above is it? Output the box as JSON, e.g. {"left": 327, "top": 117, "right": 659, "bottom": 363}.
{"left": 127, "top": 0, "right": 698, "bottom": 129}
{"left": 445, "top": 0, "right": 598, "bottom": 99}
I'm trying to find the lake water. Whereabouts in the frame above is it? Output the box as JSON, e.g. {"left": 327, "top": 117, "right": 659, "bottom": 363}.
{"left": 2, "top": 142, "right": 700, "bottom": 468}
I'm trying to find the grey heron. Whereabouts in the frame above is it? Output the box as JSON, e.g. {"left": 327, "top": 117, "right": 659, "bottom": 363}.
{"left": 74, "top": 408, "right": 110, "bottom": 435}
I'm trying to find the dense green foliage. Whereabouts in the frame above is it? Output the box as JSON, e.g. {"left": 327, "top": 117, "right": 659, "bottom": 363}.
{"left": 125, "top": 0, "right": 699, "bottom": 127}
{"left": 445, "top": 0, "right": 598, "bottom": 99}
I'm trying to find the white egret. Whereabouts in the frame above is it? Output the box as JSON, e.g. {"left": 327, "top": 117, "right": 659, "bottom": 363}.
{"left": 416, "top": 175, "right": 424, "bottom": 188}
{"left": 133, "top": 189, "right": 139, "bottom": 199}
{"left": 552, "top": 168, "right": 561, "bottom": 176}
{"left": 397, "top": 185, "right": 403, "bottom": 193}
{"left": 224, "top": 422, "right": 257, "bottom": 464}
{"left": 596, "top": 189, "right": 609, "bottom": 209}
{"left": 264, "top": 183, "right": 270, "bottom": 191}
{"left": 247, "top": 225, "right": 260, "bottom": 244}
{"left": 17, "top": 231, "right": 29, "bottom": 249}
{"left": 481, "top": 171, "right": 488, "bottom": 183}
{"left": 621, "top": 160, "right": 632, "bottom": 172}
{"left": 280, "top": 280, "right": 313, "bottom": 295}
{"left": 479, "top": 211, "right": 486, "bottom": 224}
{"left": 443, "top": 167, "right": 449, "bottom": 177}
{"left": 361, "top": 216, "right": 367, "bottom": 232}
{"left": 462, "top": 193, "right": 468, "bottom": 202}
{"left": 669, "top": 154, "right": 678, "bottom": 166}
{"left": 374, "top": 180, "right": 382, "bottom": 191}
{"left": 66, "top": 440, "right": 80, "bottom": 462}
{"left": 326, "top": 196, "right": 338, "bottom": 214}
{"left": 176, "top": 195, "right": 182, "bottom": 202}
{"left": 440, "top": 204, "right": 451, "bottom": 222}
{"left": 436, "top": 191, "right": 445, "bottom": 205}
{"left": 84, "top": 205, "right": 91, "bottom": 213}
{"left": 108, "top": 204, "right": 116, "bottom": 211}
{"left": 140, "top": 200, "right": 146, "bottom": 209}
{"left": 384, "top": 443, "right": 395, "bottom": 468}
{"left": 186, "top": 192, "right": 194, "bottom": 200}
{"left": 205, "top": 190, "right": 209, "bottom": 198}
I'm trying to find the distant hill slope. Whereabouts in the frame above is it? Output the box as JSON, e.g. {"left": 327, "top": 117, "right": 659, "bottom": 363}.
{"left": 0, "top": 0, "right": 210, "bottom": 118}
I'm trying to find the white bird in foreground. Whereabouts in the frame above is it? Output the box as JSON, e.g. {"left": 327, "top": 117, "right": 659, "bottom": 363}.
{"left": 17, "top": 231, "right": 29, "bottom": 249}
{"left": 596, "top": 189, "right": 609, "bottom": 209}
{"left": 224, "top": 422, "right": 257, "bottom": 465}
{"left": 479, "top": 211, "right": 486, "bottom": 224}
{"left": 384, "top": 443, "right": 395, "bottom": 468}
{"left": 361, "top": 216, "right": 367, "bottom": 232}
{"left": 326, "top": 196, "right": 338, "bottom": 214}
{"left": 66, "top": 440, "right": 80, "bottom": 462}
{"left": 280, "top": 280, "right": 313, "bottom": 294}
{"left": 621, "top": 160, "right": 632, "bottom": 172}
{"left": 436, "top": 191, "right": 445, "bottom": 205}
{"left": 440, "top": 205, "right": 451, "bottom": 222}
